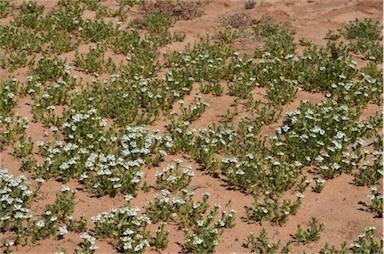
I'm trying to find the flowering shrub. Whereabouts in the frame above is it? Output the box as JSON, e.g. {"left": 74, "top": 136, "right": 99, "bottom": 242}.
{"left": 244, "top": 192, "right": 303, "bottom": 225}
{"left": 350, "top": 227, "right": 383, "bottom": 253}
{"left": 0, "top": 170, "right": 36, "bottom": 244}
{"left": 34, "top": 109, "right": 165, "bottom": 196}
{"left": 0, "top": 171, "right": 85, "bottom": 250}
{"left": 155, "top": 160, "right": 194, "bottom": 191}
{"left": 93, "top": 204, "right": 152, "bottom": 253}
{"left": 273, "top": 100, "right": 377, "bottom": 179}
{"left": 367, "top": 187, "right": 383, "bottom": 218}
{"left": 0, "top": 78, "right": 19, "bottom": 119}
{"left": 145, "top": 190, "right": 235, "bottom": 253}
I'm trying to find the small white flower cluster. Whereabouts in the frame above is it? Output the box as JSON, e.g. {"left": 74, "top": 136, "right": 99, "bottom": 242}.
{"left": 156, "top": 160, "right": 194, "bottom": 191}
{"left": 36, "top": 109, "right": 167, "bottom": 195}
{"left": 274, "top": 99, "right": 377, "bottom": 179}
{"left": 0, "top": 169, "right": 34, "bottom": 222}
{"left": 80, "top": 232, "right": 98, "bottom": 251}
{"left": 92, "top": 205, "right": 151, "bottom": 252}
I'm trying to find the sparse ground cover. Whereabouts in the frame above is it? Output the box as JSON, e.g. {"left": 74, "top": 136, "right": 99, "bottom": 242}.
{"left": 0, "top": 0, "right": 382, "bottom": 253}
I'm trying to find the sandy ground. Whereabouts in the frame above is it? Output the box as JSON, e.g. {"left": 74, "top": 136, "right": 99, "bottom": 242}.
{"left": 0, "top": 0, "right": 382, "bottom": 253}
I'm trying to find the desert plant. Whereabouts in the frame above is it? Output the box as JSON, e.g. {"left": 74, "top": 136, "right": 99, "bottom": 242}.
{"left": 245, "top": 0, "right": 256, "bottom": 10}
{"left": 292, "top": 217, "right": 325, "bottom": 244}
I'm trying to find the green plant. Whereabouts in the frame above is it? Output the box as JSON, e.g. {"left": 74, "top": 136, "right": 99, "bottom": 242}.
{"left": 178, "top": 96, "right": 209, "bottom": 122}
{"left": 342, "top": 18, "right": 381, "bottom": 41}
{"left": 266, "top": 76, "right": 297, "bottom": 106}
{"left": 292, "top": 217, "right": 325, "bottom": 244}
{"left": 244, "top": 228, "right": 291, "bottom": 254}
{"left": 274, "top": 99, "right": 376, "bottom": 179}
{"left": 183, "top": 201, "right": 236, "bottom": 253}
{"left": 0, "top": 114, "right": 29, "bottom": 146}
{"left": 149, "top": 222, "right": 169, "bottom": 251}
{"left": 350, "top": 227, "right": 383, "bottom": 253}
{"left": 131, "top": 12, "right": 175, "bottom": 46}
{"left": 74, "top": 45, "right": 116, "bottom": 74}
{"left": 118, "top": 0, "right": 138, "bottom": 7}
{"left": 92, "top": 197, "right": 169, "bottom": 253}
{"left": 74, "top": 232, "right": 98, "bottom": 254}
{"left": 81, "top": 19, "right": 119, "bottom": 43}
{"left": 155, "top": 160, "right": 194, "bottom": 191}
{"left": 312, "top": 178, "right": 326, "bottom": 193}
{"left": 320, "top": 242, "right": 348, "bottom": 254}
{"left": 0, "top": 78, "right": 19, "bottom": 119}
{"left": 367, "top": 186, "right": 383, "bottom": 218}
{"left": 12, "top": 135, "right": 34, "bottom": 158}
{"left": 28, "top": 187, "right": 83, "bottom": 243}
{"left": 34, "top": 55, "right": 66, "bottom": 83}
{"left": 354, "top": 134, "right": 383, "bottom": 186}
{"left": 0, "top": 170, "right": 39, "bottom": 245}
{"left": 0, "top": 1, "right": 13, "bottom": 18}
{"left": 358, "top": 62, "right": 383, "bottom": 105}
{"left": 244, "top": 192, "right": 303, "bottom": 225}
{"left": 216, "top": 27, "right": 239, "bottom": 44}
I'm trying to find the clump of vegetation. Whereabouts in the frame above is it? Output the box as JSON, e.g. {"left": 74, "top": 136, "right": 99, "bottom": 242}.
{"left": 367, "top": 186, "right": 383, "bottom": 218}
{"left": 220, "top": 13, "right": 252, "bottom": 29}
{"left": 141, "top": 0, "right": 209, "bottom": 20}
{"left": 244, "top": 228, "right": 291, "bottom": 253}
{"left": 292, "top": 217, "right": 325, "bottom": 244}
{"left": 245, "top": 0, "right": 256, "bottom": 10}
{"left": 0, "top": 1, "right": 14, "bottom": 18}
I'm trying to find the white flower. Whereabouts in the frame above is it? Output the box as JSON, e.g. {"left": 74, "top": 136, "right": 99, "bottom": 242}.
{"left": 35, "top": 220, "right": 45, "bottom": 228}
{"left": 192, "top": 237, "right": 203, "bottom": 245}
{"left": 61, "top": 185, "right": 70, "bottom": 192}
{"left": 173, "top": 196, "right": 186, "bottom": 205}
{"left": 331, "top": 162, "right": 340, "bottom": 170}
{"left": 59, "top": 226, "right": 68, "bottom": 235}
{"left": 124, "top": 195, "right": 133, "bottom": 201}
{"left": 161, "top": 189, "right": 170, "bottom": 196}
{"left": 123, "top": 229, "right": 134, "bottom": 235}
{"left": 91, "top": 215, "right": 102, "bottom": 223}
{"left": 50, "top": 126, "right": 59, "bottom": 132}
{"left": 351, "top": 242, "right": 361, "bottom": 248}
{"left": 316, "top": 178, "right": 325, "bottom": 184}
{"left": 174, "top": 159, "right": 183, "bottom": 164}
{"left": 315, "top": 156, "right": 324, "bottom": 162}
{"left": 235, "top": 169, "right": 245, "bottom": 175}
{"left": 166, "top": 175, "right": 177, "bottom": 183}
{"left": 90, "top": 245, "right": 98, "bottom": 251}
{"left": 36, "top": 178, "right": 45, "bottom": 183}
{"left": 370, "top": 186, "right": 377, "bottom": 192}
